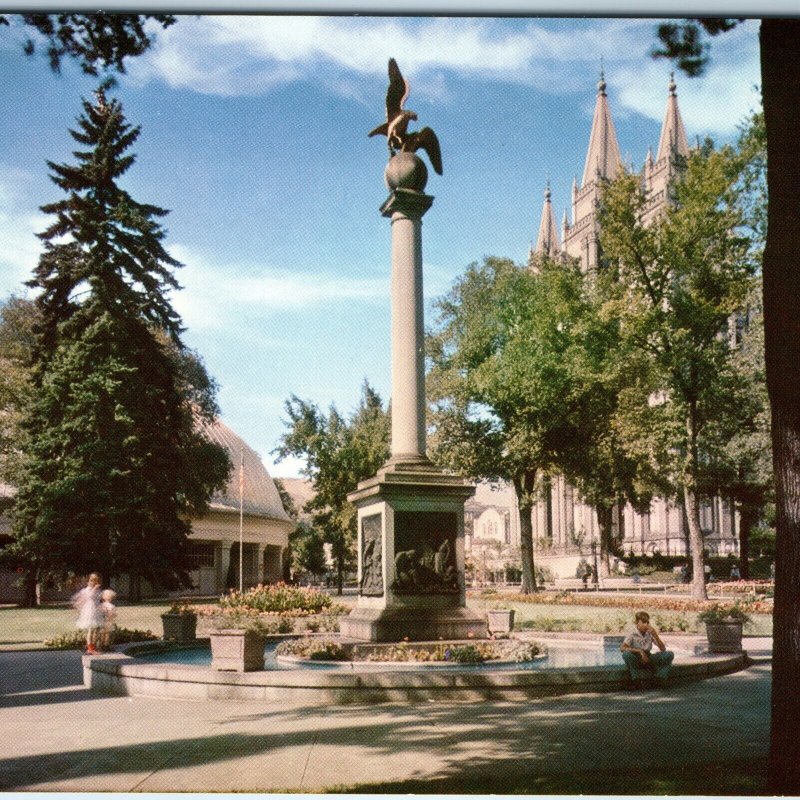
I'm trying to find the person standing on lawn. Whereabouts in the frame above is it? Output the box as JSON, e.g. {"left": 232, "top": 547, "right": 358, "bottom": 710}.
{"left": 620, "top": 611, "right": 674, "bottom": 688}
{"left": 72, "top": 572, "right": 103, "bottom": 654}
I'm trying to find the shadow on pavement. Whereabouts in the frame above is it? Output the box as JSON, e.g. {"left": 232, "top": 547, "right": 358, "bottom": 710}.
{"left": 0, "top": 686, "right": 102, "bottom": 709}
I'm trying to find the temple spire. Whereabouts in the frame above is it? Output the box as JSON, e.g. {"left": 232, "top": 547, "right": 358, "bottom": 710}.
{"left": 656, "top": 71, "right": 690, "bottom": 164}
{"left": 581, "top": 68, "right": 622, "bottom": 187}
{"left": 535, "top": 181, "right": 560, "bottom": 258}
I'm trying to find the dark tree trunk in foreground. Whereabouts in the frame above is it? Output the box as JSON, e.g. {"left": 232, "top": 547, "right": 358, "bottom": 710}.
{"left": 761, "top": 18, "right": 800, "bottom": 795}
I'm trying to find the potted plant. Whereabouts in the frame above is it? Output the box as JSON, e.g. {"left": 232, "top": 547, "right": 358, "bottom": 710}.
{"left": 161, "top": 601, "right": 197, "bottom": 642}
{"left": 486, "top": 608, "right": 515, "bottom": 636}
{"left": 208, "top": 614, "right": 267, "bottom": 672}
{"left": 697, "top": 602, "right": 751, "bottom": 653}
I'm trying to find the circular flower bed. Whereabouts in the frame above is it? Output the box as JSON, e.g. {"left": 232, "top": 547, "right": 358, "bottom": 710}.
{"left": 275, "top": 637, "right": 544, "bottom": 664}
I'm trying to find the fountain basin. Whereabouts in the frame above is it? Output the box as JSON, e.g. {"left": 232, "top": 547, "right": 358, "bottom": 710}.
{"left": 82, "top": 634, "right": 748, "bottom": 704}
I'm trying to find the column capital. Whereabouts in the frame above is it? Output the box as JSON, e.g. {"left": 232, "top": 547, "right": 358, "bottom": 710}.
{"left": 381, "top": 187, "right": 434, "bottom": 219}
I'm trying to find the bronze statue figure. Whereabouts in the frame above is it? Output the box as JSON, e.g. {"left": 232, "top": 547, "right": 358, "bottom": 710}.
{"left": 369, "top": 58, "right": 443, "bottom": 176}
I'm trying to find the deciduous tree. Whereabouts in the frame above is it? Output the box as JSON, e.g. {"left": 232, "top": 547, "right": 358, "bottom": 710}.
{"left": 427, "top": 256, "right": 598, "bottom": 593}
{"left": 598, "top": 146, "right": 756, "bottom": 600}
{"left": 0, "top": 13, "right": 175, "bottom": 75}
{"left": 274, "top": 382, "right": 390, "bottom": 595}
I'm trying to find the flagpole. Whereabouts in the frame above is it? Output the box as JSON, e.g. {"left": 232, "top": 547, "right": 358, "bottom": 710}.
{"left": 239, "top": 447, "right": 244, "bottom": 594}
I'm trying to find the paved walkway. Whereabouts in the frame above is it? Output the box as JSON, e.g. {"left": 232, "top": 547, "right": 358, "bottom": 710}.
{"left": 0, "top": 644, "right": 772, "bottom": 793}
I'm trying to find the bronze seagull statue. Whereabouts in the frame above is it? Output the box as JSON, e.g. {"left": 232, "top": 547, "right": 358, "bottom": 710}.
{"left": 369, "top": 58, "right": 443, "bottom": 176}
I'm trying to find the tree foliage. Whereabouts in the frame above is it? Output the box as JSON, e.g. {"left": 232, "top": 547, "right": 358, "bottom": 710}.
{"left": 0, "top": 297, "right": 39, "bottom": 487}
{"left": 274, "top": 381, "right": 390, "bottom": 594}
{"left": 598, "top": 141, "right": 758, "bottom": 599}
{"left": 428, "top": 256, "right": 603, "bottom": 593}
{"left": 6, "top": 88, "right": 230, "bottom": 604}
{"left": 0, "top": 14, "right": 175, "bottom": 75}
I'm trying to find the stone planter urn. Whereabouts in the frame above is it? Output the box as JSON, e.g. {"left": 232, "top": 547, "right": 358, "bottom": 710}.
{"left": 161, "top": 612, "right": 197, "bottom": 642}
{"left": 210, "top": 629, "right": 265, "bottom": 672}
{"left": 704, "top": 621, "right": 743, "bottom": 653}
{"left": 487, "top": 609, "right": 515, "bottom": 635}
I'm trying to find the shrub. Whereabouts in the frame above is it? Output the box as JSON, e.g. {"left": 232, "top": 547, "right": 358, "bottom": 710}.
{"left": 164, "top": 601, "right": 197, "bottom": 616}
{"left": 278, "top": 616, "right": 295, "bottom": 634}
{"left": 697, "top": 602, "right": 752, "bottom": 626}
{"left": 444, "top": 645, "right": 484, "bottom": 664}
{"left": 219, "top": 582, "right": 333, "bottom": 614}
{"left": 275, "top": 637, "right": 349, "bottom": 661}
{"left": 473, "top": 590, "right": 772, "bottom": 616}
{"left": 44, "top": 626, "right": 158, "bottom": 650}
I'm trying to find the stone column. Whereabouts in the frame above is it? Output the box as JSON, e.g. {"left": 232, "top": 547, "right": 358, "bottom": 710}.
{"left": 339, "top": 151, "right": 483, "bottom": 642}
{"left": 256, "top": 544, "right": 266, "bottom": 584}
{"left": 218, "top": 542, "right": 232, "bottom": 593}
{"left": 381, "top": 154, "right": 433, "bottom": 464}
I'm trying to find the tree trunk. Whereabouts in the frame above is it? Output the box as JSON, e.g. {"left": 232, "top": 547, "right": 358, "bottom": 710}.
{"left": 20, "top": 568, "right": 38, "bottom": 608}
{"left": 683, "top": 485, "right": 708, "bottom": 600}
{"left": 737, "top": 501, "right": 758, "bottom": 580}
{"left": 761, "top": 19, "right": 800, "bottom": 794}
{"left": 514, "top": 472, "right": 538, "bottom": 593}
{"left": 336, "top": 558, "right": 344, "bottom": 596}
{"left": 684, "top": 406, "right": 707, "bottom": 600}
{"left": 128, "top": 573, "right": 142, "bottom": 603}
{"left": 596, "top": 503, "right": 615, "bottom": 578}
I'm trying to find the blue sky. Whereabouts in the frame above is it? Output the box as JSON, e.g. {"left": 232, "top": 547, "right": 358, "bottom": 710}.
{"left": 0, "top": 16, "right": 761, "bottom": 478}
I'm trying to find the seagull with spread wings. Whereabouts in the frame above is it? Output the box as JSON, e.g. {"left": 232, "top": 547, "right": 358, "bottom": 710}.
{"left": 369, "top": 58, "right": 443, "bottom": 176}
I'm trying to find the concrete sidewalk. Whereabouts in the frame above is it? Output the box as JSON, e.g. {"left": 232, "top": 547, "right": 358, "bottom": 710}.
{"left": 0, "top": 647, "right": 771, "bottom": 793}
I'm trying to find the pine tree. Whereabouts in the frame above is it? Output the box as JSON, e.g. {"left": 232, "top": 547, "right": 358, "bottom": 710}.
{"left": 8, "top": 87, "right": 230, "bottom": 603}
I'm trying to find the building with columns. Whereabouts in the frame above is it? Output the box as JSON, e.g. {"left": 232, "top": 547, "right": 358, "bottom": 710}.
{"left": 183, "top": 417, "right": 294, "bottom": 595}
{"left": 0, "top": 417, "right": 293, "bottom": 602}
{"left": 523, "top": 72, "right": 739, "bottom": 577}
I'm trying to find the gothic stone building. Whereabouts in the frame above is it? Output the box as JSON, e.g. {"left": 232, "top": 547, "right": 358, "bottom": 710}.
{"left": 523, "top": 73, "right": 739, "bottom": 578}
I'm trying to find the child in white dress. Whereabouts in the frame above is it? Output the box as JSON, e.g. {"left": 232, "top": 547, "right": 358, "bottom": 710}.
{"left": 73, "top": 573, "right": 102, "bottom": 654}
{"left": 97, "top": 589, "right": 117, "bottom": 652}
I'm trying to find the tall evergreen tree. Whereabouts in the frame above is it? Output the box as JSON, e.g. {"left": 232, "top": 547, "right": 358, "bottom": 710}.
{"left": 8, "top": 87, "right": 230, "bottom": 604}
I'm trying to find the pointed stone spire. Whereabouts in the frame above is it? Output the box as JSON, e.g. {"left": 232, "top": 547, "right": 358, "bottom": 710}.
{"left": 581, "top": 68, "right": 622, "bottom": 187}
{"left": 535, "top": 181, "right": 560, "bottom": 258}
{"left": 656, "top": 72, "right": 689, "bottom": 163}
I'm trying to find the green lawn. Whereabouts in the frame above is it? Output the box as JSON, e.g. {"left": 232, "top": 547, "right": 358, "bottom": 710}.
{"left": 0, "top": 594, "right": 772, "bottom": 649}
{"left": 0, "top": 601, "right": 173, "bottom": 647}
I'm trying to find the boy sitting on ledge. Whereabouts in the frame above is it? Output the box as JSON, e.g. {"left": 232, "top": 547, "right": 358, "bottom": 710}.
{"left": 620, "top": 611, "right": 674, "bottom": 689}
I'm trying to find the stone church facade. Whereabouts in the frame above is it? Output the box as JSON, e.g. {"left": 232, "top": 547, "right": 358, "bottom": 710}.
{"left": 523, "top": 72, "right": 739, "bottom": 578}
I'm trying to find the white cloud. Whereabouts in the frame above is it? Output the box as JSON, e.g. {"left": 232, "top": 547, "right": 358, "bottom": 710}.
{"left": 131, "top": 16, "right": 759, "bottom": 137}
{"left": 0, "top": 166, "right": 47, "bottom": 298}
{"left": 168, "top": 243, "right": 387, "bottom": 332}
{"left": 612, "top": 21, "right": 760, "bottom": 138}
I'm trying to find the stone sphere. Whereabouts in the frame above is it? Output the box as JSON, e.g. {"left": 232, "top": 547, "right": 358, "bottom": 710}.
{"left": 385, "top": 152, "right": 428, "bottom": 192}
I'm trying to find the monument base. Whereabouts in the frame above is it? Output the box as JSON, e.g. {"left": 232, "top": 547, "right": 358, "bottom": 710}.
{"left": 340, "top": 604, "right": 487, "bottom": 643}
{"left": 344, "top": 458, "right": 486, "bottom": 643}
